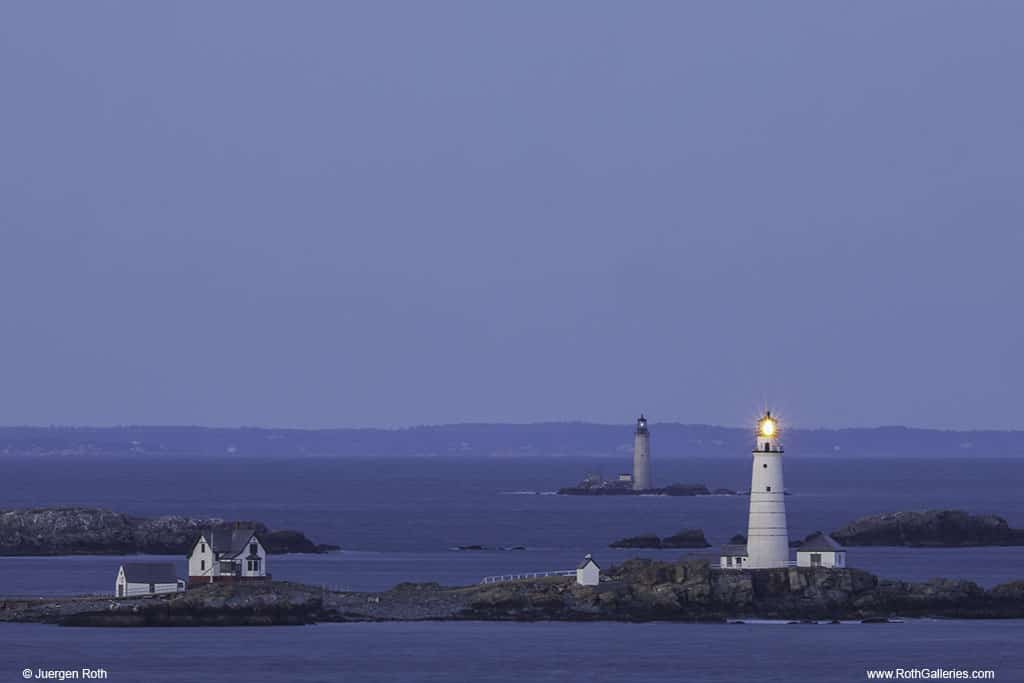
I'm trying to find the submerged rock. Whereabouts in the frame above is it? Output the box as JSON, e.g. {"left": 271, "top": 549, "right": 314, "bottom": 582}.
{"left": 831, "top": 510, "right": 1024, "bottom": 547}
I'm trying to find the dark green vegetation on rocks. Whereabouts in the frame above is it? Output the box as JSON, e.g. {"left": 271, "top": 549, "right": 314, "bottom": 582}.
{"left": 4, "top": 559, "right": 1024, "bottom": 626}
{"left": 0, "top": 507, "right": 340, "bottom": 556}
{"left": 831, "top": 510, "right": 1024, "bottom": 547}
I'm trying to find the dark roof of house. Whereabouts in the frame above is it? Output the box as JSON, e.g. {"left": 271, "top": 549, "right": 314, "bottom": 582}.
{"left": 208, "top": 528, "right": 259, "bottom": 557}
{"left": 190, "top": 528, "right": 260, "bottom": 559}
{"left": 796, "top": 533, "right": 844, "bottom": 552}
{"left": 719, "top": 544, "right": 748, "bottom": 556}
{"left": 577, "top": 554, "right": 600, "bottom": 570}
{"left": 120, "top": 562, "right": 178, "bottom": 584}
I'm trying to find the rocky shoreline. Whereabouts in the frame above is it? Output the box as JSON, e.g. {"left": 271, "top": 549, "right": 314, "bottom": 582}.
{"left": 3, "top": 558, "right": 1024, "bottom": 626}
{"left": 0, "top": 507, "right": 339, "bottom": 556}
{"left": 831, "top": 510, "right": 1024, "bottom": 547}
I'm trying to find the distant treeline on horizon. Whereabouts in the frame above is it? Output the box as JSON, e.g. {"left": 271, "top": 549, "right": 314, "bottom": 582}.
{"left": 0, "top": 424, "right": 1021, "bottom": 459}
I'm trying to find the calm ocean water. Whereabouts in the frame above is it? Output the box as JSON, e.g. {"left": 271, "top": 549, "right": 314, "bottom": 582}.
{"left": 2, "top": 455, "right": 1023, "bottom": 682}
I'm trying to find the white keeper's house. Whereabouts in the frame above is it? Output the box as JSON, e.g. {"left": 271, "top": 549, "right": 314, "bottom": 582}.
{"left": 796, "top": 532, "right": 847, "bottom": 568}
{"left": 187, "top": 527, "right": 269, "bottom": 587}
{"left": 115, "top": 562, "right": 185, "bottom": 597}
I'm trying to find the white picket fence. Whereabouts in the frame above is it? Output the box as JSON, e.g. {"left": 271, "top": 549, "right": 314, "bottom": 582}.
{"left": 480, "top": 570, "right": 575, "bottom": 585}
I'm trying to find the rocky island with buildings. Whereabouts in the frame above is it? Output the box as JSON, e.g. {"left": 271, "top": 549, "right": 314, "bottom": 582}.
{"left": 557, "top": 415, "right": 736, "bottom": 496}
{"left": 4, "top": 558, "right": 1024, "bottom": 626}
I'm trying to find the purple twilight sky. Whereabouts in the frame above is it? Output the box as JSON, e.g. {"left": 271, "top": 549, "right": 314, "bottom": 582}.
{"left": 1, "top": 2, "right": 1022, "bottom": 429}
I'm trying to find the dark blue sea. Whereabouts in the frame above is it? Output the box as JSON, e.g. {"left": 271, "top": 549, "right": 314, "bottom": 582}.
{"left": 2, "top": 455, "right": 1023, "bottom": 682}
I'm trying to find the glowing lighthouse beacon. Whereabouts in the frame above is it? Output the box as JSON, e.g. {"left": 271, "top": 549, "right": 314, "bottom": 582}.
{"left": 744, "top": 412, "right": 791, "bottom": 568}
{"left": 632, "top": 414, "right": 651, "bottom": 491}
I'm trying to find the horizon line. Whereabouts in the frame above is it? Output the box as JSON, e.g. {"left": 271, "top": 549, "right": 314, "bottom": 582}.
{"left": 0, "top": 421, "right": 1021, "bottom": 434}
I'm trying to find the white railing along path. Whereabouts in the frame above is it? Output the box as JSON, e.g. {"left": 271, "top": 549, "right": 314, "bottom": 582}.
{"left": 480, "top": 570, "right": 575, "bottom": 584}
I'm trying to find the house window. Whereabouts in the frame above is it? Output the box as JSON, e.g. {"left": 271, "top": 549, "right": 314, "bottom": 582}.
{"left": 726, "top": 557, "right": 732, "bottom": 567}
{"left": 250, "top": 542, "right": 258, "bottom": 555}
{"left": 201, "top": 560, "right": 205, "bottom": 571}
{"left": 201, "top": 542, "right": 206, "bottom": 553}
{"left": 811, "top": 553, "right": 822, "bottom": 567}
{"left": 149, "top": 583, "right": 155, "bottom": 593}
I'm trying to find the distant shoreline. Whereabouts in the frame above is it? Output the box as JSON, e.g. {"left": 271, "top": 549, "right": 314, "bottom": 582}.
{"left": 1, "top": 424, "right": 1022, "bottom": 459}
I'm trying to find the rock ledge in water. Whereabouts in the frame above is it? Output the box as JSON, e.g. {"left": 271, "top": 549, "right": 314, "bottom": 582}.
{"left": 0, "top": 507, "right": 340, "bottom": 556}
{"left": 609, "top": 529, "right": 711, "bottom": 549}
{"left": 830, "top": 510, "right": 1024, "bottom": 547}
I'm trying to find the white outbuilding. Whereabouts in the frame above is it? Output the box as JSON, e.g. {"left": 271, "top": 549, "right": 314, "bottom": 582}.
{"left": 719, "top": 543, "right": 749, "bottom": 570}
{"left": 576, "top": 554, "right": 600, "bottom": 586}
{"left": 796, "top": 533, "right": 847, "bottom": 568}
{"left": 115, "top": 562, "right": 184, "bottom": 598}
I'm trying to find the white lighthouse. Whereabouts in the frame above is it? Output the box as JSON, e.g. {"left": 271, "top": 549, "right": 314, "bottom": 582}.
{"left": 632, "top": 414, "right": 651, "bottom": 491}
{"left": 744, "top": 411, "right": 791, "bottom": 568}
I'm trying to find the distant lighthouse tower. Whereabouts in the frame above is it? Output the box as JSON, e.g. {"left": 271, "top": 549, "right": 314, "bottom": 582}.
{"left": 632, "top": 414, "right": 651, "bottom": 491}
{"left": 745, "top": 412, "right": 790, "bottom": 568}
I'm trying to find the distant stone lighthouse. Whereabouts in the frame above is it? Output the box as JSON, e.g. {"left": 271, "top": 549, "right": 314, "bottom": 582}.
{"left": 632, "top": 414, "right": 651, "bottom": 491}
{"left": 745, "top": 411, "right": 790, "bottom": 568}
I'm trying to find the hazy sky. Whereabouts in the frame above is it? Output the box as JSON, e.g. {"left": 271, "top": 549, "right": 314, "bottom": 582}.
{"left": 1, "top": 2, "right": 1022, "bottom": 429}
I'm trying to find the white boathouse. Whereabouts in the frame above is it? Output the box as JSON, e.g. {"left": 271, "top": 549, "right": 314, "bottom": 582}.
{"left": 115, "top": 562, "right": 184, "bottom": 597}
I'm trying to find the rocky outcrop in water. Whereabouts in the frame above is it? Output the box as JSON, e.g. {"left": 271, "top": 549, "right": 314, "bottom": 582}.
{"left": 6, "top": 559, "right": 1023, "bottom": 626}
{"left": 830, "top": 510, "right": 1024, "bottom": 547}
{"left": 609, "top": 529, "right": 711, "bottom": 549}
{"left": 460, "top": 559, "right": 1024, "bottom": 622}
{"left": 0, "top": 507, "right": 339, "bottom": 556}
{"left": 559, "top": 483, "right": 715, "bottom": 496}
{"left": 609, "top": 534, "right": 662, "bottom": 549}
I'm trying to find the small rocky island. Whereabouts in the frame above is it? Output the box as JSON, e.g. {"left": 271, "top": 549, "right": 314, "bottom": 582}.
{"left": 610, "top": 529, "right": 711, "bottom": 549}
{"left": 3, "top": 559, "right": 1024, "bottom": 626}
{"left": 831, "top": 510, "right": 1024, "bottom": 547}
{"left": 0, "top": 507, "right": 339, "bottom": 555}
{"left": 558, "top": 475, "right": 734, "bottom": 497}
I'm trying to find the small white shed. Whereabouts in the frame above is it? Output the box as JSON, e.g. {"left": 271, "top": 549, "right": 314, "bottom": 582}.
{"left": 116, "top": 562, "right": 184, "bottom": 598}
{"left": 796, "top": 533, "right": 846, "bottom": 568}
{"left": 719, "top": 543, "right": 748, "bottom": 569}
{"left": 576, "top": 554, "right": 600, "bottom": 586}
